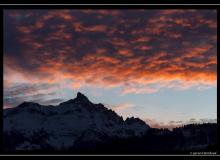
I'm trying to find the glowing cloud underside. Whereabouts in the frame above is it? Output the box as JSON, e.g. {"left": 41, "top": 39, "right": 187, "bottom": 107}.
{"left": 4, "top": 10, "right": 217, "bottom": 112}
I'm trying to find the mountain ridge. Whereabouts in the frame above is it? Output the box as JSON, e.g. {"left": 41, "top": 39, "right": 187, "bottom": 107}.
{"left": 4, "top": 92, "right": 150, "bottom": 151}
{"left": 3, "top": 92, "right": 217, "bottom": 153}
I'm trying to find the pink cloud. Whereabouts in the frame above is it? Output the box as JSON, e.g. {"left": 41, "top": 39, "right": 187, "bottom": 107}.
{"left": 4, "top": 9, "right": 217, "bottom": 96}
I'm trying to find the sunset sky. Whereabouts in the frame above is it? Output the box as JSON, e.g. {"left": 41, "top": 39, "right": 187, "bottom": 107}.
{"left": 4, "top": 9, "right": 217, "bottom": 128}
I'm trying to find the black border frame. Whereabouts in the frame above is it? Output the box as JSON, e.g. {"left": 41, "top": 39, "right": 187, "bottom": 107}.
{"left": 0, "top": 0, "right": 220, "bottom": 4}
{"left": 0, "top": 4, "right": 219, "bottom": 156}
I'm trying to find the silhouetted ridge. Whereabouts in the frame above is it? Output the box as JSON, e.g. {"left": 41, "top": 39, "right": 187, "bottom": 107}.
{"left": 17, "top": 101, "right": 40, "bottom": 108}
{"left": 125, "top": 117, "right": 146, "bottom": 125}
{"left": 75, "top": 92, "right": 91, "bottom": 103}
{"left": 59, "top": 92, "right": 92, "bottom": 106}
{"left": 3, "top": 92, "right": 216, "bottom": 152}
{"left": 76, "top": 92, "right": 87, "bottom": 99}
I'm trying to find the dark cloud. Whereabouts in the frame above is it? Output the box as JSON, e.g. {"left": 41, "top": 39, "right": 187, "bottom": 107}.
{"left": 3, "top": 83, "right": 58, "bottom": 108}
{"left": 4, "top": 83, "right": 57, "bottom": 97}
{"left": 4, "top": 97, "right": 24, "bottom": 108}
{"left": 4, "top": 9, "right": 217, "bottom": 101}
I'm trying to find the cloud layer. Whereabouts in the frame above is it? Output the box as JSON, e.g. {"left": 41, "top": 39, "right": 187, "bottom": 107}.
{"left": 4, "top": 9, "right": 217, "bottom": 107}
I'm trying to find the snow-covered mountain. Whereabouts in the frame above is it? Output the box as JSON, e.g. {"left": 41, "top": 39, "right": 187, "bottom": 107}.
{"left": 3, "top": 92, "right": 217, "bottom": 153}
{"left": 4, "top": 92, "right": 150, "bottom": 151}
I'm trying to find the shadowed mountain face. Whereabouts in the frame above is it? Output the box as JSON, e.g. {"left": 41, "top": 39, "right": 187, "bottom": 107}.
{"left": 3, "top": 92, "right": 217, "bottom": 153}
{"left": 4, "top": 92, "right": 149, "bottom": 151}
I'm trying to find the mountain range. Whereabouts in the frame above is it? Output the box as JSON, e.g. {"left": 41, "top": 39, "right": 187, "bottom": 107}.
{"left": 3, "top": 92, "right": 217, "bottom": 153}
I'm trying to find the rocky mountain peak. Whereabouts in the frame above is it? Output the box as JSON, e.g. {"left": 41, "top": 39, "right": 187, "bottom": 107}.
{"left": 3, "top": 92, "right": 151, "bottom": 150}
{"left": 59, "top": 92, "right": 92, "bottom": 106}
{"left": 75, "top": 92, "right": 89, "bottom": 102}
{"left": 71, "top": 92, "right": 93, "bottom": 106}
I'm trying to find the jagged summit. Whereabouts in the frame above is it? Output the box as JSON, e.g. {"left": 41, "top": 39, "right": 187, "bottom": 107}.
{"left": 75, "top": 92, "right": 90, "bottom": 103}
{"left": 59, "top": 92, "right": 92, "bottom": 106}
{"left": 3, "top": 92, "right": 216, "bottom": 151}
{"left": 4, "top": 92, "right": 150, "bottom": 150}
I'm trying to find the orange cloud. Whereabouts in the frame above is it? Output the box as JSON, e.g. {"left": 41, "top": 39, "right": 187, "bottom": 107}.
{"left": 118, "top": 49, "right": 133, "bottom": 57}
{"left": 16, "top": 26, "right": 32, "bottom": 34}
{"left": 86, "top": 24, "right": 107, "bottom": 32}
{"left": 4, "top": 9, "right": 217, "bottom": 95}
